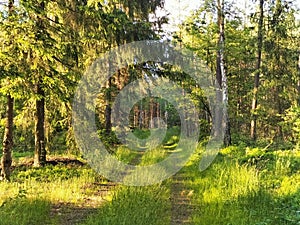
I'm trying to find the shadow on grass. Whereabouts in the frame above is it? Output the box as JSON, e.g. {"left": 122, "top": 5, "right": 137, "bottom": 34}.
{"left": 0, "top": 197, "right": 55, "bottom": 225}
{"left": 0, "top": 196, "right": 112, "bottom": 225}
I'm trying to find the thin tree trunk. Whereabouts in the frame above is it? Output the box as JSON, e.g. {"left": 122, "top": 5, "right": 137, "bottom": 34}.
{"left": 297, "top": 80, "right": 300, "bottom": 106}
{"left": 277, "top": 85, "right": 284, "bottom": 140}
{"left": 250, "top": 0, "right": 264, "bottom": 141}
{"left": 34, "top": 82, "right": 46, "bottom": 167}
{"left": 297, "top": 54, "right": 300, "bottom": 106}
{"left": 216, "top": 0, "right": 231, "bottom": 146}
{"left": 1, "top": 95, "right": 14, "bottom": 181}
{"left": 1, "top": 0, "right": 14, "bottom": 181}
{"left": 34, "top": 1, "right": 46, "bottom": 167}
{"left": 150, "top": 98, "right": 154, "bottom": 128}
{"left": 156, "top": 101, "right": 160, "bottom": 127}
{"left": 105, "top": 77, "right": 112, "bottom": 134}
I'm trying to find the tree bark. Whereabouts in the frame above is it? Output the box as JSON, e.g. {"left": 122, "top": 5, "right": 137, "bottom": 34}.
{"left": 105, "top": 77, "right": 112, "bottom": 134}
{"left": 150, "top": 98, "right": 154, "bottom": 128}
{"left": 250, "top": 0, "right": 264, "bottom": 141}
{"left": 297, "top": 54, "right": 300, "bottom": 106}
{"left": 1, "top": 95, "right": 14, "bottom": 181}
{"left": 34, "top": 1, "right": 46, "bottom": 167}
{"left": 297, "top": 80, "right": 300, "bottom": 107}
{"left": 216, "top": 0, "right": 231, "bottom": 146}
{"left": 1, "top": 0, "right": 14, "bottom": 181}
{"left": 34, "top": 82, "right": 46, "bottom": 167}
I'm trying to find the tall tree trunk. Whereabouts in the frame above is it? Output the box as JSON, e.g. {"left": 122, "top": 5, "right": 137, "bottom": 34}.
{"left": 216, "top": 0, "right": 231, "bottom": 146}
{"left": 276, "top": 85, "right": 284, "bottom": 139}
{"left": 297, "top": 54, "right": 300, "bottom": 106}
{"left": 105, "top": 77, "right": 112, "bottom": 134}
{"left": 34, "top": 1, "right": 46, "bottom": 167}
{"left": 34, "top": 82, "right": 46, "bottom": 167}
{"left": 156, "top": 101, "right": 160, "bottom": 128}
{"left": 1, "top": 95, "right": 14, "bottom": 181}
{"left": 150, "top": 98, "right": 154, "bottom": 128}
{"left": 1, "top": 0, "right": 14, "bottom": 181}
{"left": 297, "top": 80, "right": 300, "bottom": 107}
{"left": 250, "top": 0, "right": 264, "bottom": 141}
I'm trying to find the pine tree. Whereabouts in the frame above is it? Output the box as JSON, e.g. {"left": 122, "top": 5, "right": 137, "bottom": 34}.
{"left": 0, "top": 0, "right": 14, "bottom": 181}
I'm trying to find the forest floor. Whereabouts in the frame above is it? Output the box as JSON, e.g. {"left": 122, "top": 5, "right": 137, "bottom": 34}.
{"left": 14, "top": 156, "right": 117, "bottom": 225}
{"left": 1, "top": 144, "right": 300, "bottom": 225}
{"left": 48, "top": 184, "right": 115, "bottom": 225}
{"left": 46, "top": 155, "right": 195, "bottom": 225}
{"left": 170, "top": 173, "right": 194, "bottom": 225}
{"left": 49, "top": 171, "right": 195, "bottom": 225}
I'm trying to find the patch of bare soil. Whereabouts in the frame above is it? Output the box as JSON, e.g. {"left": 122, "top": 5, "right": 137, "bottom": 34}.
{"left": 170, "top": 174, "right": 195, "bottom": 225}
{"left": 11, "top": 156, "right": 86, "bottom": 172}
{"left": 49, "top": 202, "right": 99, "bottom": 225}
{"left": 46, "top": 156, "right": 85, "bottom": 166}
{"left": 49, "top": 182, "right": 117, "bottom": 225}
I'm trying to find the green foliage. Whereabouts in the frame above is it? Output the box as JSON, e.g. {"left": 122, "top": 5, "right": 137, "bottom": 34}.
{"left": 281, "top": 106, "right": 300, "bottom": 148}
{"left": 0, "top": 0, "right": 300, "bottom": 223}
{"left": 179, "top": 0, "right": 300, "bottom": 142}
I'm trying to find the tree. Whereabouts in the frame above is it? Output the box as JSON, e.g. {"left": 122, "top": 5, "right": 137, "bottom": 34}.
{"left": 1, "top": 95, "right": 14, "bottom": 181}
{"left": 216, "top": 0, "right": 231, "bottom": 146}
{"left": 19, "top": 0, "right": 82, "bottom": 165}
{"left": 178, "top": 0, "right": 232, "bottom": 145}
{"left": 94, "top": 0, "right": 165, "bottom": 134}
{"left": 0, "top": 0, "right": 14, "bottom": 181}
{"left": 250, "top": 0, "right": 264, "bottom": 141}
{"left": 297, "top": 54, "right": 300, "bottom": 107}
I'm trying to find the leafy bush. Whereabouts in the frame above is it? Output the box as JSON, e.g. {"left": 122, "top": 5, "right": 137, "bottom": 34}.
{"left": 281, "top": 106, "right": 300, "bottom": 149}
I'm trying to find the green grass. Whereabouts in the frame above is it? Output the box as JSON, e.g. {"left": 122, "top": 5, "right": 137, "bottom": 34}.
{"left": 180, "top": 145, "right": 300, "bottom": 225}
{"left": 81, "top": 185, "right": 171, "bottom": 225}
{"left": 1, "top": 137, "right": 300, "bottom": 225}
{"left": 0, "top": 160, "right": 108, "bottom": 225}
{"left": 0, "top": 198, "right": 54, "bottom": 225}
{"left": 114, "top": 145, "right": 140, "bottom": 164}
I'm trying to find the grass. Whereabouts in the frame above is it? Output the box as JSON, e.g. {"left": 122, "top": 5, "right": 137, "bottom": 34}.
{"left": 1, "top": 134, "right": 300, "bottom": 225}
{"left": 180, "top": 145, "right": 300, "bottom": 225}
{"left": 0, "top": 198, "right": 54, "bottom": 225}
{"left": 81, "top": 185, "right": 171, "bottom": 225}
{"left": 0, "top": 157, "right": 109, "bottom": 225}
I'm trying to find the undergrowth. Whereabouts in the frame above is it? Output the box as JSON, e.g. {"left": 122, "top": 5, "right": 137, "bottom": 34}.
{"left": 0, "top": 135, "right": 299, "bottom": 225}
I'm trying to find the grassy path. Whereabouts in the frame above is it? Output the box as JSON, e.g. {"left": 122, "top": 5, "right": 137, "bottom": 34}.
{"left": 1, "top": 146, "right": 300, "bottom": 225}
{"left": 170, "top": 174, "right": 194, "bottom": 225}
{"left": 49, "top": 182, "right": 115, "bottom": 225}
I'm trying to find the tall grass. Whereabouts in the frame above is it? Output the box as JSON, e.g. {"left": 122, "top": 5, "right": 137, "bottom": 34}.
{"left": 182, "top": 145, "right": 300, "bottom": 225}
{"left": 1, "top": 137, "right": 299, "bottom": 225}
{"left": 0, "top": 198, "right": 54, "bottom": 225}
{"left": 81, "top": 185, "right": 171, "bottom": 225}
{"left": 0, "top": 163, "right": 107, "bottom": 225}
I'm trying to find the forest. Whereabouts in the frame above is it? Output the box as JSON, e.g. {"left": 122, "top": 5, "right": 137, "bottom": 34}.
{"left": 0, "top": 0, "right": 300, "bottom": 224}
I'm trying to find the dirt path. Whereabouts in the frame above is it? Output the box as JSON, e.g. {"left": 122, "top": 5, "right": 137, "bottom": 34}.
{"left": 170, "top": 174, "right": 195, "bottom": 225}
{"left": 44, "top": 156, "right": 195, "bottom": 225}
{"left": 49, "top": 182, "right": 116, "bottom": 225}
{"left": 50, "top": 203, "right": 99, "bottom": 225}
